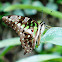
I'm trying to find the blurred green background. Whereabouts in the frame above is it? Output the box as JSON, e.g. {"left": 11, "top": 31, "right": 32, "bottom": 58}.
{"left": 0, "top": 0, "right": 62, "bottom": 62}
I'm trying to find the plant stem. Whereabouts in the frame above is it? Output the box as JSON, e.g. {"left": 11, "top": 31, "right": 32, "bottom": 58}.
{"left": 0, "top": 46, "right": 14, "bottom": 57}
{"left": 4, "top": 4, "right": 62, "bottom": 19}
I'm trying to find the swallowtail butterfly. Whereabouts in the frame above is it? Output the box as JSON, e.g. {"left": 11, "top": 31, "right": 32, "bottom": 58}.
{"left": 2, "top": 15, "right": 45, "bottom": 54}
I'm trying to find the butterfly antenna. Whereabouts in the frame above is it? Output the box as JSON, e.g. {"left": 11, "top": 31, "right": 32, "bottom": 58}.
{"left": 40, "top": 10, "right": 46, "bottom": 24}
{"left": 41, "top": 10, "right": 52, "bottom": 29}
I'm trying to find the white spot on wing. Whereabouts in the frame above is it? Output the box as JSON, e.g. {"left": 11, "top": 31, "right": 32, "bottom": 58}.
{"left": 6, "top": 21, "right": 7, "bottom": 22}
{"left": 25, "top": 46, "right": 27, "bottom": 48}
{"left": 12, "top": 24, "right": 13, "bottom": 26}
{"left": 22, "top": 38, "right": 24, "bottom": 40}
{"left": 17, "top": 23, "right": 21, "bottom": 26}
{"left": 15, "top": 22, "right": 18, "bottom": 24}
{"left": 28, "top": 35, "right": 30, "bottom": 38}
{"left": 24, "top": 28, "right": 27, "bottom": 31}
{"left": 19, "top": 16, "right": 21, "bottom": 19}
{"left": 6, "top": 17, "right": 8, "bottom": 19}
{"left": 28, "top": 45, "right": 30, "bottom": 47}
{"left": 21, "top": 26, "right": 23, "bottom": 29}
{"left": 15, "top": 27, "right": 16, "bottom": 29}
{"left": 9, "top": 19, "right": 12, "bottom": 21}
{"left": 26, "top": 29, "right": 33, "bottom": 34}
{"left": 12, "top": 20, "right": 15, "bottom": 22}
{"left": 20, "top": 32, "right": 22, "bottom": 34}
{"left": 27, "top": 50, "right": 29, "bottom": 52}
{"left": 18, "top": 30, "right": 19, "bottom": 31}
{"left": 23, "top": 42, "right": 25, "bottom": 44}
{"left": 27, "top": 41, "right": 29, "bottom": 43}
{"left": 22, "top": 21, "right": 24, "bottom": 23}
{"left": 24, "top": 17, "right": 30, "bottom": 22}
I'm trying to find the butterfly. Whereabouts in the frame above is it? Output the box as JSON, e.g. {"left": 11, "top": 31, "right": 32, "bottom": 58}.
{"left": 2, "top": 15, "right": 45, "bottom": 55}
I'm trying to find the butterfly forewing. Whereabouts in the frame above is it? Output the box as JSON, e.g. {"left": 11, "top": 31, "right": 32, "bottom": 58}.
{"left": 2, "top": 15, "right": 45, "bottom": 54}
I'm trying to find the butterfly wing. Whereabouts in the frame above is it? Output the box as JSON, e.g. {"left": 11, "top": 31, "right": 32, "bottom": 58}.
{"left": 2, "top": 15, "right": 45, "bottom": 54}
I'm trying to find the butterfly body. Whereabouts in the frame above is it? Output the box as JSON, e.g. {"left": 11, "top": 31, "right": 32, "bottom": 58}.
{"left": 2, "top": 15, "right": 45, "bottom": 54}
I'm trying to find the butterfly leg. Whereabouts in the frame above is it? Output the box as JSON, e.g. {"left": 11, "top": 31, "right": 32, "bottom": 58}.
{"left": 37, "top": 33, "right": 41, "bottom": 46}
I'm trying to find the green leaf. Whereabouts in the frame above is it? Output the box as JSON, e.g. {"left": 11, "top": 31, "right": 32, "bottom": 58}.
{"left": 1, "top": 2, "right": 11, "bottom": 11}
{"left": 46, "top": 1, "right": 58, "bottom": 10}
{"left": 41, "top": 27, "right": 62, "bottom": 46}
{"left": 32, "top": 1, "right": 43, "bottom": 7}
{"left": 16, "top": 54, "right": 61, "bottom": 62}
{"left": 0, "top": 37, "right": 21, "bottom": 48}
{"left": 24, "top": 1, "right": 43, "bottom": 15}
{"left": 22, "top": 0, "right": 31, "bottom": 4}
{"left": 46, "top": 57, "right": 62, "bottom": 62}
{"left": 13, "top": 10, "right": 24, "bottom": 16}
{"left": 24, "top": 1, "right": 44, "bottom": 15}
{"left": 0, "top": 46, "right": 14, "bottom": 57}
{"left": 0, "top": 38, "right": 20, "bottom": 57}
{"left": 53, "top": 45, "right": 62, "bottom": 54}
{"left": 56, "top": 0, "right": 62, "bottom": 4}
{"left": 22, "top": 0, "right": 37, "bottom": 15}
{"left": 0, "top": 2, "right": 3, "bottom": 12}
{"left": 0, "top": 16, "right": 2, "bottom": 20}
{"left": 4, "top": 4, "right": 62, "bottom": 19}
{"left": 0, "top": 58, "right": 4, "bottom": 62}
{"left": 35, "top": 43, "right": 43, "bottom": 53}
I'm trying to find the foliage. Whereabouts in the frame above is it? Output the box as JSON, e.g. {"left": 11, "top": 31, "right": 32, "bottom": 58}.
{"left": 16, "top": 55, "right": 62, "bottom": 62}
{"left": 41, "top": 27, "right": 62, "bottom": 46}
{"left": 0, "top": 0, "right": 62, "bottom": 62}
{"left": 4, "top": 4, "right": 62, "bottom": 19}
